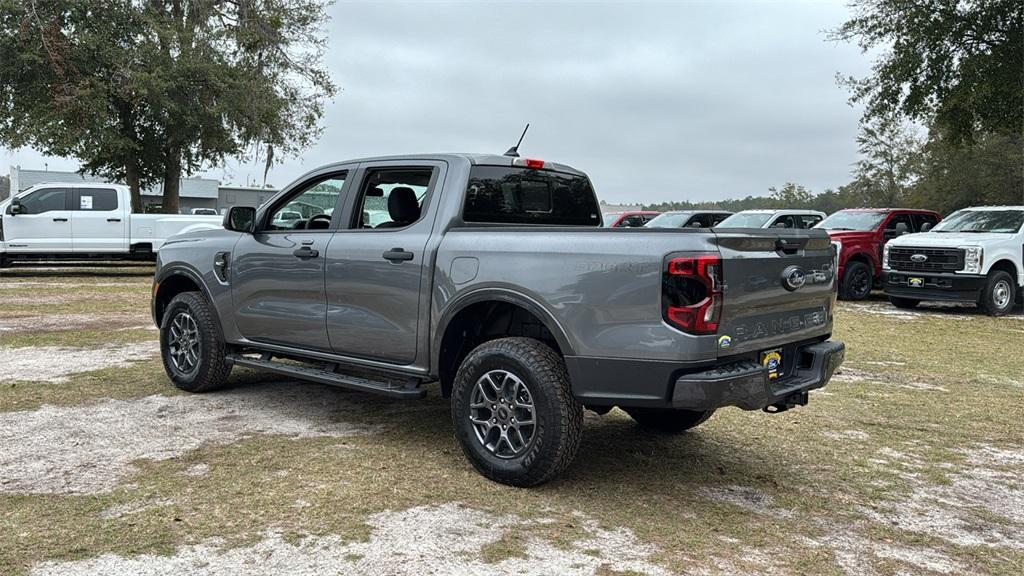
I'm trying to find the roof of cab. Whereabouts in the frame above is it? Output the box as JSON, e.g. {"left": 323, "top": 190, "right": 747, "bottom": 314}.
{"left": 314, "top": 153, "right": 586, "bottom": 177}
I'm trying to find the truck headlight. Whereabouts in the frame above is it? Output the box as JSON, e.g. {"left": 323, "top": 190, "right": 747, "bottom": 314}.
{"left": 961, "top": 246, "right": 983, "bottom": 274}
{"left": 882, "top": 243, "right": 890, "bottom": 270}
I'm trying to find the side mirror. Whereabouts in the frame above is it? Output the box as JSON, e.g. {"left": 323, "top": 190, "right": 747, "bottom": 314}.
{"left": 921, "top": 222, "right": 933, "bottom": 232}
{"left": 895, "top": 222, "right": 909, "bottom": 236}
{"left": 224, "top": 206, "right": 256, "bottom": 233}
{"left": 9, "top": 197, "right": 24, "bottom": 215}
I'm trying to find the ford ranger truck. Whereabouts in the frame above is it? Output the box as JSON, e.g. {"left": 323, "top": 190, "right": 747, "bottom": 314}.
{"left": 816, "top": 208, "right": 941, "bottom": 300}
{"left": 883, "top": 206, "right": 1024, "bottom": 316}
{"left": 150, "top": 153, "right": 845, "bottom": 487}
{"left": 0, "top": 182, "right": 221, "bottom": 266}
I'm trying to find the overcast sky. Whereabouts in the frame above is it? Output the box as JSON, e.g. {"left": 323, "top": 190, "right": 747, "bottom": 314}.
{"left": 1, "top": 1, "right": 872, "bottom": 204}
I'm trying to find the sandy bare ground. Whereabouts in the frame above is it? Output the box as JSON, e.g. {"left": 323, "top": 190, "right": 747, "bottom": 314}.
{"left": 0, "top": 312, "right": 154, "bottom": 334}
{"left": 0, "top": 383, "right": 387, "bottom": 495}
{"left": 30, "top": 503, "right": 670, "bottom": 576}
{"left": 0, "top": 342, "right": 159, "bottom": 383}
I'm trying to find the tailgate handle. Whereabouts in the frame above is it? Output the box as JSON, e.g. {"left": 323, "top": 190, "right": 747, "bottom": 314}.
{"left": 775, "top": 238, "right": 802, "bottom": 254}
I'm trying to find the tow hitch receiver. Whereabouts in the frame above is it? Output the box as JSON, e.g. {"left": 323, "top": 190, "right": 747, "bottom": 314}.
{"left": 763, "top": 391, "right": 809, "bottom": 414}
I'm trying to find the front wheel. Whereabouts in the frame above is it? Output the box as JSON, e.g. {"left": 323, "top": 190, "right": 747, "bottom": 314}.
{"left": 624, "top": 407, "right": 714, "bottom": 433}
{"left": 978, "top": 271, "right": 1016, "bottom": 316}
{"left": 840, "top": 261, "right": 873, "bottom": 301}
{"left": 451, "top": 337, "right": 583, "bottom": 487}
{"left": 159, "top": 291, "right": 232, "bottom": 392}
{"left": 888, "top": 296, "right": 920, "bottom": 310}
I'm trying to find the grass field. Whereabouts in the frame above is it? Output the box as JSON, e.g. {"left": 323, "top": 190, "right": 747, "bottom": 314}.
{"left": 1, "top": 263, "right": 1022, "bottom": 575}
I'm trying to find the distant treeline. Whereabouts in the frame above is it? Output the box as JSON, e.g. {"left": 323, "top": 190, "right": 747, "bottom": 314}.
{"left": 641, "top": 129, "right": 1023, "bottom": 216}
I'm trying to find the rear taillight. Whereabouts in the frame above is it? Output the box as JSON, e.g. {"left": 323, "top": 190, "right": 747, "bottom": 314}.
{"left": 663, "top": 254, "right": 722, "bottom": 334}
{"left": 513, "top": 157, "right": 545, "bottom": 169}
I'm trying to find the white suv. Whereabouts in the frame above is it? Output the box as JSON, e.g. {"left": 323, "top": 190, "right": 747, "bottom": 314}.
{"left": 883, "top": 206, "right": 1024, "bottom": 315}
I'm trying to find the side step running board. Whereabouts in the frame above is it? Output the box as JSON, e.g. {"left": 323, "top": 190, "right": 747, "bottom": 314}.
{"left": 226, "top": 354, "right": 427, "bottom": 399}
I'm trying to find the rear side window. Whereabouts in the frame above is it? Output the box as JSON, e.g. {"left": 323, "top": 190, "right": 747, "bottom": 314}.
{"left": 463, "top": 166, "right": 600, "bottom": 226}
{"left": 75, "top": 188, "right": 118, "bottom": 211}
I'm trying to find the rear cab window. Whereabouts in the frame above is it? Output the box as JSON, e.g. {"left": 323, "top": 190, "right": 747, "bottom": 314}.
{"left": 463, "top": 166, "right": 600, "bottom": 226}
{"left": 74, "top": 188, "right": 119, "bottom": 211}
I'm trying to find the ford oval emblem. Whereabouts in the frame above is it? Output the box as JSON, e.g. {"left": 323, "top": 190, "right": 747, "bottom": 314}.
{"left": 910, "top": 253, "right": 928, "bottom": 263}
{"left": 781, "top": 265, "right": 807, "bottom": 291}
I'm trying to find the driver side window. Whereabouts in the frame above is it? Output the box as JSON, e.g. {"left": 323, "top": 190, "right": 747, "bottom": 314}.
{"left": 16, "top": 187, "right": 68, "bottom": 214}
{"left": 265, "top": 174, "right": 346, "bottom": 231}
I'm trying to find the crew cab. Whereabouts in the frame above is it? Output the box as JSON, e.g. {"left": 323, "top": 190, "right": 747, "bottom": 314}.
{"left": 0, "top": 182, "right": 221, "bottom": 265}
{"left": 883, "top": 206, "right": 1024, "bottom": 315}
{"left": 602, "top": 210, "right": 659, "bottom": 227}
{"left": 816, "top": 208, "right": 941, "bottom": 300}
{"left": 150, "top": 153, "right": 844, "bottom": 486}
{"left": 718, "top": 209, "right": 825, "bottom": 230}
{"left": 644, "top": 209, "right": 733, "bottom": 228}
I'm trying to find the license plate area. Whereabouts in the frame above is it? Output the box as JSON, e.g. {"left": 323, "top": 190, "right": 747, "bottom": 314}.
{"left": 761, "top": 349, "right": 783, "bottom": 380}
{"left": 908, "top": 277, "right": 925, "bottom": 288}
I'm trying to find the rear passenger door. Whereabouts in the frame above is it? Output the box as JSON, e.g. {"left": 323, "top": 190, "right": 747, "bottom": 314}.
{"left": 71, "top": 188, "right": 127, "bottom": 252}
{"left": 324, "top": 161, "right": 444, "bottom": 364}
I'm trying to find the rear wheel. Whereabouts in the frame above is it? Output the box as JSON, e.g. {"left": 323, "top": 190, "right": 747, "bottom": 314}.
{"left": 888, "top": 296, "right": 920, "bottom": 309}
{"left": 159, "top": 291, "right": 231, "bottom": 392}
{"left": 624, "top": 407, "right": 714, "bottom": 434}
{"left": 840, "top": 261, "right": 873, "bottom": 301}
{"left": 451, "top": 337, "right": 583, "bottom": 487}
{"left": 978, "top": 270, "right": 1016, "bottom": 317}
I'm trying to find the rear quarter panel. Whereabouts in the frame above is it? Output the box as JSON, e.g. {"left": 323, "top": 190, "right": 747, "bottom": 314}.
{"left": 433, "top": 228, "right": 722, "bottom": 363}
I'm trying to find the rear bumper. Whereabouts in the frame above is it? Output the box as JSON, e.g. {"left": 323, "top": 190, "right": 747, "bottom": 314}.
{"left": 883, "top": 271, "right": 986, "bottom": 302}
{"left": 566, "top": 339, "right": 844, "bottom": 411}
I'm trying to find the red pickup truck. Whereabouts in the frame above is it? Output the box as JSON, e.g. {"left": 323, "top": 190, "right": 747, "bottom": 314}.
{"left": 817, "top": 208, "right": 942, "bottom": 300}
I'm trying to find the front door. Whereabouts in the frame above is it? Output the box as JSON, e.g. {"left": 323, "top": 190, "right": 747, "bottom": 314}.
{"left": 231, "top": 169, "right": 351, "bottom": 351}
{"left": 71, "top": 187, "right": 127, "bottom": 252}
{"left": 2, "top": 186, "right": 73, "bottom": 253}
{"left": 325, "top": 162, "right": 443, "bottom": 364}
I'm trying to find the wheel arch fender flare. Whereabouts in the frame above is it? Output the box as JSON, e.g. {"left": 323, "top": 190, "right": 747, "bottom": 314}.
{"left": 431, "top": 288, "right": 577, "bottom": 371}
{"left": 153, "top": 264, "right": 225, "bottom": 341}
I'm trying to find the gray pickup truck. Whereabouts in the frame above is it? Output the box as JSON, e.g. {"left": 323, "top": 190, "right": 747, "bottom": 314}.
{"left": 151, "top": 153, "right": 845, "bottom": 486}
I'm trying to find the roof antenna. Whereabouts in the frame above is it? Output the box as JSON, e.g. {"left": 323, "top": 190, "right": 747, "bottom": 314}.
{"left": 504, "top": 123, "right": 530, "bottom": 157}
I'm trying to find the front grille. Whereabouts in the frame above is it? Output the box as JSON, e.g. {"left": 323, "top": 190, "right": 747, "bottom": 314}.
{"left": 889, "top": 247, "right": 964, "bottom": 272}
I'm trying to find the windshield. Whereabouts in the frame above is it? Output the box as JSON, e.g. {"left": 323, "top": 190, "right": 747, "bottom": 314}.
{"left": 645, "top": 212, "right": 690, "bottom": 228}
{"left": 717, "top": 212, "right": 773, "bottom": 228}
{"left": 816, "top": 211, "right": 887, "bottom": 231}
{"left": 932, "top": 209, "right": 1024, "bottom": 233}
{"left": 602, "top": 214, "right": 620, "bottom": 227}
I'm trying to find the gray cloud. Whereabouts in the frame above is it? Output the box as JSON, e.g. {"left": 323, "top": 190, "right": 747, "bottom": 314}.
{"left": 2, "top": 1, "right": 870, "bottom": 204}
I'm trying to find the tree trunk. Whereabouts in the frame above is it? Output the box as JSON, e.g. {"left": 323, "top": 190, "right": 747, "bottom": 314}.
{"left": 125, "top": 156, "right": 143, "bottom": 213}
{"left": 162, "top": 145, "right": 182, "bottom": 214}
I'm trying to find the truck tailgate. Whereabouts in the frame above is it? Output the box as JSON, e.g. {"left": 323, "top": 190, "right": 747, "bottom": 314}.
{"left": 713, "top": 229, "right": 836, "bottom": 356}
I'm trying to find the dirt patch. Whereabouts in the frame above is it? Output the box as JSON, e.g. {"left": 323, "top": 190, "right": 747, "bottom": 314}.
{"left": 0, "top": 384, "right": 383, "bottom": 494}
{"left": 698, "top": 485, "right": 792, "bottom": 518}
{"left": 815, "top": 529, "right": 963, "bottom": 576}
{"left": 30, "top": 503, "right": 670, "bottom": 576}
{"left": 859, "top": 444, "right": 1024, "bottom": 549}
{"left": 0, "top": 342, "right": 158, "bottom": 383}
{"left": 840, "top": 302, "right": 971, "bottom": 321}
{"left": 0, "top": 312, "right": 153, "bottom": 334}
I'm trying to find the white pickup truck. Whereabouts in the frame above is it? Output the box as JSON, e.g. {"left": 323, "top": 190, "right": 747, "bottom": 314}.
{"left": 883, "top": 206, "right": 1024, "bottom": 315}
{"left": 0, "top": 182, "right": 221, "bottom": 266}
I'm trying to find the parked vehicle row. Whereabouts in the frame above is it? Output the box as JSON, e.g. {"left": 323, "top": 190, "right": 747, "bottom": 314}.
{"left": 0, "top": 183, "right": 222, "bottom": 266}
{"left": 152, "top": 153, "right": 845, "bottom": 487}
{"left": 603, "top": 208, "right": 826, "bottom": 230}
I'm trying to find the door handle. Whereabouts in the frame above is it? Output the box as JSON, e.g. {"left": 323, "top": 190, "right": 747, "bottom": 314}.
{"left": 292, "top": 246, "right": 320, "bottom": 259}
{"left": 52, "top": 217, "right": 68, "bottom": 222}
{"left": 107, "top": 218, "right": 122, "bottom": 222}
{"left": 383, "top": 248, "right": 414, "bottom": 262}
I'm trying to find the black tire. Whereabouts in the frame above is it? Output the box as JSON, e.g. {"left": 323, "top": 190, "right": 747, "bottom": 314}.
{"left": 840, "top": 260, "right": 873, "bottom": 301}
{"left": 624, "top": 407, "right": 714, "bottom": 433}
{"left": 888, "top": 296, "right": 920, "bottom": 310}
{"left": 978, "top": 270, "right": 1016, "bottom": 317}
{"left": 451, "top": 337, "right": 583, "bottom": 487}
{"left": 159, "top": 291, "right": 231, "bottom": 392}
